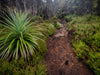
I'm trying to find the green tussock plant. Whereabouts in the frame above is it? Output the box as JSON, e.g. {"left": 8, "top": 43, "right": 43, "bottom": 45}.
{"left": 0, "top": 9, "right": 45, "bottom": 60}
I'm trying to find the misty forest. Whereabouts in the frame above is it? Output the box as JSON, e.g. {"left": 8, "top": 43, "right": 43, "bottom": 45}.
{"left": 0, "top": 0, "right": 100, "bottom": 75}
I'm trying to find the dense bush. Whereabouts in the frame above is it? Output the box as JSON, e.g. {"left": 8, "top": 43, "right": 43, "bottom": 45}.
{"left": 68, "top": 15, "right": 100, "bottom": 75}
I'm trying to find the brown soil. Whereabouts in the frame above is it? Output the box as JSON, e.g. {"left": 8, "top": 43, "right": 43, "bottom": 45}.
{"left": 44, "top": 21, "right": 94, "bottom": 75}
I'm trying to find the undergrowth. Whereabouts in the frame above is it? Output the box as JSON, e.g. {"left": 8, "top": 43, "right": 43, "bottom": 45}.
{"left": 0, "top": 54, "right": 47, "bottom": 75}
{"left": 64, "top": 14, "right": 76, "bottom": 22}
{"left": 68, "top": 15, "right": 100, "bottom": 75}
{"left": 0, "top": 9, "right": 60, "bottom": 75}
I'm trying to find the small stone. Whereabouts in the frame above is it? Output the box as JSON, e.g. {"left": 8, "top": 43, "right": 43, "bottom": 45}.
{"left": 65, "top": 59, "right": 69, "bottom": 65}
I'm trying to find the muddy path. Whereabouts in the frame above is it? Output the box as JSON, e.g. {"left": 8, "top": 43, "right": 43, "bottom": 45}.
{"left": 44, "top": 21, "right": 93, "bottom": 75}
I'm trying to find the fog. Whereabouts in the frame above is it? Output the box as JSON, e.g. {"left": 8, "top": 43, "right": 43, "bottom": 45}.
{"left": 0, "top": 0, "right": 100, "bottom": 18}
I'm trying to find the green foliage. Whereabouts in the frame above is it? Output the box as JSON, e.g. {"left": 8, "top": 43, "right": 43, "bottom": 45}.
{"left": 52, "top": 16, "right": 58, "bottom": 20}
{"left": 56, "top": 22, "right": 61, "bottom": 29}
{"left": 0, "top": 8, "right": 58, "bottom": 75}
{"left": 94, "top": 0, "right": 100, "bottom": 15}
{"left": 39, "top": 23, "right": 55, "bottom": 36}
{"left": 64, "top": 14, "right": 76, "bottom": 22}
{"left": 72, "top": 40, "right": 90, "bottom": 59}
{"left": 31, "top": 16, "right": 43, "bottom": 22}
{"left": 0, "top": 9, "right": 58, "bottom": 75}
{"left": 68, "top": 15, "right": 100, "bottom": 75}
{"left": 0, "top": 9, "right": 45, "bottom": 60}
{"left": 0, "top": 54, "right": 47, "bottom": 75}
{"left": 0, "top": 8, "right": 56, "bottom": 61}
{"left": 47, "top": 24, "right": 55, "bottom": 35}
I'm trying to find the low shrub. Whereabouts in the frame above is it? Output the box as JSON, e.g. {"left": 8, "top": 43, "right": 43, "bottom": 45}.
{"left": 64, "top": 14, "right": 76, "bottom": 22}
{"left": 0, "top": 54, "right": 47, "bottom": 75}
{"left": 52, "top": 16, "right": 58, "bottom": 20}
{"left": 68, "top": 15, "right": 100, "bottom": 75}
{"left": 56, "top": 22, "right": 61, "bottom": 29}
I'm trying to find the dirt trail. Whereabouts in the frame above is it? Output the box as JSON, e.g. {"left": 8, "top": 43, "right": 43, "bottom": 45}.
{"left": 44, "top": 21, "right": 93, "bottom": 75}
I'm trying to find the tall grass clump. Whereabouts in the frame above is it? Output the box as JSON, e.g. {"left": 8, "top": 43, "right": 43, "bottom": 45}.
{"left": 0, "top": 9, "right": 44, "bottom": 60}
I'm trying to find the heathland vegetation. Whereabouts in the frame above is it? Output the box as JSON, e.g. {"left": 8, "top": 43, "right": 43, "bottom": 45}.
{"left": 0, "top": 0, "right": 100, "bottom": 75}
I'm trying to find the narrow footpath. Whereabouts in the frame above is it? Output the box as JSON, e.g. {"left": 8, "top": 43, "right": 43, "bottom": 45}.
{"left": 44, "top": 21, "right": 93, "bottom": 75}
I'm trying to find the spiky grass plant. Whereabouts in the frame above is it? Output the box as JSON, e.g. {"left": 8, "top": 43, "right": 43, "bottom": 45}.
{"left": 0, "top": 9, "right": 43, "bottom": 60}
